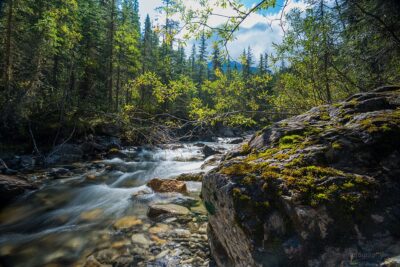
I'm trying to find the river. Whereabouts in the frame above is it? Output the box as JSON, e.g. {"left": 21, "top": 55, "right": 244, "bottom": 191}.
{"left": 0, "top": 139, "right": 239, "bottom": 267}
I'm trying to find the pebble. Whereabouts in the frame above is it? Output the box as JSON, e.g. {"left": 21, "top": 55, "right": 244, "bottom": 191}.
{"left": 155, "top": 250, "right": 170, "bottom": 259}
{"left": 113, "top": 216, "right": 142, "bottom": 230}
{"left": 131, "top": 234, "right": 152, "bottom": 247}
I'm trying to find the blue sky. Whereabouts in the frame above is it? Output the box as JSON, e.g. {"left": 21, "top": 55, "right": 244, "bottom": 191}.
{"left": 138, "top": 0, "right": 306, "bottom": 62}
{"left": 242, "top": 0, "right": 285, "bottom": 14}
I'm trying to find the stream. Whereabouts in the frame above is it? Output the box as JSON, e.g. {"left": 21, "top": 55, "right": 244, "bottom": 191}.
{"left": 0, "top": 139, "right": 239, "bottom": 267}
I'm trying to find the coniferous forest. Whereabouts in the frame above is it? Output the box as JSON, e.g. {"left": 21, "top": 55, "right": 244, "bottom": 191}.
{"left": 1, "top": 0, "right": 398, "bottom": 147}
{"left": 0, "top": 1, "right": 400, "bottom": 266}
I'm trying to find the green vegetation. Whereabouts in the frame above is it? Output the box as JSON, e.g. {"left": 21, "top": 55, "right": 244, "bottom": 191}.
{"left": 0, "top": 0, "right": 399, "bottom": 148}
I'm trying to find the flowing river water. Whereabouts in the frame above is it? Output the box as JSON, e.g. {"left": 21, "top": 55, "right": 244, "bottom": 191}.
{"left": 0, "top": 139, "right": 239, "bottom": 267}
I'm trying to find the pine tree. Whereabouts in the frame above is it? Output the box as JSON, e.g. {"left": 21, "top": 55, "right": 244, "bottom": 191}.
{"left": 264, "top": 53, "right": 270, "bottom": 74}
{"left": 246, "top": 46, "right": 254, "bottom": 76}
{"left": 240, "top": 49, "right": 248, "bottom": 78}
{"left": 197, "top": 33, "right": 207, "bottom": 85}
{"left": 190, "top": 44, "right": 197, "bottom": 80}
{"left": 211, "top": 42, "right": 222, "bottom": 80}
{"left": 142, "top": 14, "right": 156, "bottom": 74}
{"left": 258, "top": 54, "right": 265, "bottom": 74}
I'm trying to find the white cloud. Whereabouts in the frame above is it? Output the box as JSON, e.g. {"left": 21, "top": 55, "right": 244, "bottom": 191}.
{"left": 138, "top": 0, "right": 308, "bottom": 63}
{"left": 138, "top": 0, "right": 162, "bottom": 25}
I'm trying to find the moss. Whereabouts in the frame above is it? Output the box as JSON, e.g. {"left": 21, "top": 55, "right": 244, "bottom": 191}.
{"left": 279, "top": 134, "right": 303, "bottom": 149}
{"left": 347, "top": 99, "right": 359, "bottom": 107}
{"left": 220, "top": 162, "right": 254, "bottom": 176}
{"left": 241, "top": 143, "right": 251, "bottom": 154}
{"left": 242, "top": 175, "right": 255, "bottom": 185}
{"left": 359, "top": 109, "right": 400, "bottom": 134}
{"left": 232, "top": 187, "right": 251, "bottom": 202}
{"left": 331, "top": 141, "right": 342, "bottom": 150}
{"left": 274, "top": 153, "right": 290, "bottom": 160}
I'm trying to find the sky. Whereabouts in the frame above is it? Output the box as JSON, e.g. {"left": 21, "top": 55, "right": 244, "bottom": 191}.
{"left": 138, "top": 0, "right": 307, "bottom": 62}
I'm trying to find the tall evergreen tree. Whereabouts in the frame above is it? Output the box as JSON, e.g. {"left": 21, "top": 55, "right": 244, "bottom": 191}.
{"left": 189, "top": 44, "right": 197, "bottom": 80}
{"left": 211, "top": 42, "right": 222, "bottom": 80}
{"left": 197, "top": 33, "right": 207, "bottom": 85}
{"left": 258, "top": 54, "right": 265, "bottom": 74}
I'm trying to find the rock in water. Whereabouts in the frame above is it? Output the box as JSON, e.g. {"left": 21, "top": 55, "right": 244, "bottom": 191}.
{"left": 147, "top": 178, "right": 188, "bottom": 194}
{"left": 147, "top": 204, "right": 190, "bottom": 219}
{"left": 202, "top": 145, "right": 221, "bottom": 158}
{"left": 0, "top": 175, "right": 37, "bottom": 206}
{"left": 202, "top": 86, "right": 400, "bottom": 267}
{"left": 113, "top": 216, "right": 142, "bottom": 230}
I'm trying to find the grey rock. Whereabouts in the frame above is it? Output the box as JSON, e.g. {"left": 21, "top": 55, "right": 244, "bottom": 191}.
{"left": 203, "top": 86, "right": 400, "bottom": 267}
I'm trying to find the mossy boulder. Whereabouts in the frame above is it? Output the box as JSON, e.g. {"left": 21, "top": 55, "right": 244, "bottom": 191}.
{"left": 202, "top": 86, "right": 400, "bottom": 267}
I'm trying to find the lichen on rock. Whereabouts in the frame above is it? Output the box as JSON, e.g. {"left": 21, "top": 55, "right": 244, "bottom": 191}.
{"left": 202, "top": 86, "right": 400, "bottom": 267}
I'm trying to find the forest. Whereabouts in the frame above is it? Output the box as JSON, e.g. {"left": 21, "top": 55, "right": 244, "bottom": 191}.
{"left": 1, "top": 0, "right": 398, "bottom": 148}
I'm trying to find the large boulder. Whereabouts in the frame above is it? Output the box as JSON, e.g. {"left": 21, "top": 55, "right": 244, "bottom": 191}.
{"left": 0, "top": 175, "right": 37, "bottom": 205}
{"left": 202, "top": 86, "right": 400, "bottom": 266}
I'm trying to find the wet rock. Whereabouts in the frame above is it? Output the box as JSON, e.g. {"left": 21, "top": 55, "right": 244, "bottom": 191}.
{"left": 147, "top": 204, "right": 190, "bottom": 219}
{"left": 111, "top": 240, "right": 131, "bottom": 249}
{"left": 147, "top": 178, "right": 187, "bottom": 194}
{"left": 194, "top": 143, "right": 205, "bottom": 148}
{"left": 80, "top": 208, "right": 103, "bottom": 221}
{"left": 48, "top": 168, "right": 72, "bottom": 179}
{"left": 148, "top": 223, "right": 170, "bottom": 235}
{"left": 150, "top": 235, "right": 167, "bottom": 245}
{"left": 170, "top": 196, "right": 199, "bottom": 208}
{"left": 6, "top": 155, "right": 35, "bottom": 172}
{"left": 202, "top": 145, "right": 221, "bottom": 158}
{"left": 0, "top": 175, "right": 37, "bottom": 205}
{"left": 201, "top": 155, "right": 222, "bottom": 169}
{"left": 228, "top": 138, "right": 244, "bottom": 144}
{"left": 113, "top": 216, "right": 143, "bottom": 230}
{"left": 93, "top": 249, "right": 119, "bottom": 265}
{"left": 131, "top": 234, "right": 152, "bottom": 247}
{"left": 171, "top": 229, "right": 191, "bottom": 238}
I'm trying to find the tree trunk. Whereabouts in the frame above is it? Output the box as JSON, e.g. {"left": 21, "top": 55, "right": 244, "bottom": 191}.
{"left": 115, "top": 62, "right": 121, "bottom": 111}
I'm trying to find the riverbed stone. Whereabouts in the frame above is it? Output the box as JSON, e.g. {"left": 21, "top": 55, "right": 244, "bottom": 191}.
{"left": 113, "top": 216, "right": 142, "bottom": 230}
{"left": 147, "top": 204, "right": 190, "bottom": 219}
{"left": 80, "top": 208, "right": 103, "bottom": 221}
{"left": 148, "top": 223, "right": 170, "bottom": 235}
{"left": 147, "top": 178, "right": 187, "bottom": 194}
{"left": 131, "top": 233, "right": 152, "bottom": 247}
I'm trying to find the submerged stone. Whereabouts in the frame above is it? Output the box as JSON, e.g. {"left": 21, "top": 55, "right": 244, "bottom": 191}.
{"left": 113, "top": 216, "right": 142, "bottom": 230}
